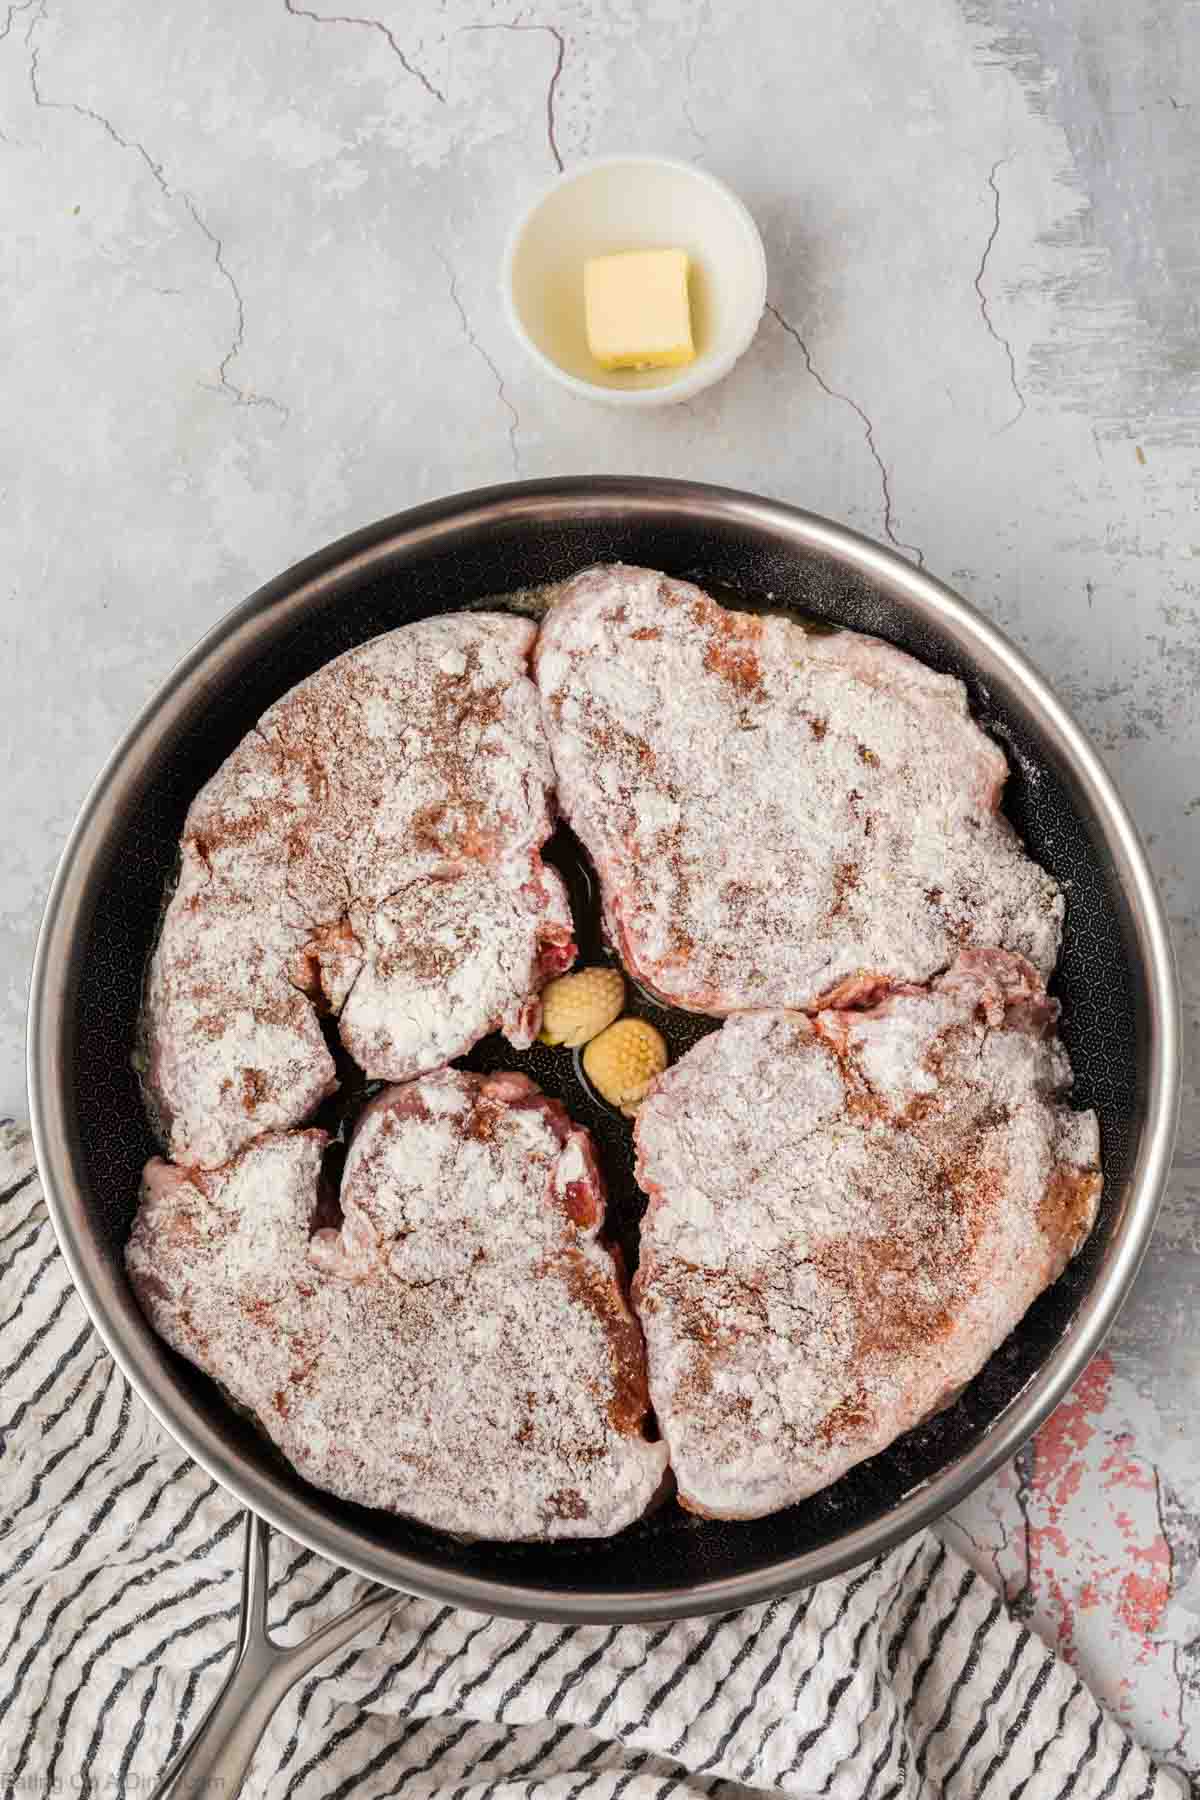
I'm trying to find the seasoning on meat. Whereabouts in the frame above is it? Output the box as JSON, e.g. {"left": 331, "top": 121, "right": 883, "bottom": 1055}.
{"left": 633, "top": 949, "right": 1101, "bottom": 1518}
{"left": 535, "top": 564, "right": 1062, "bottom": 1015}
{"left": 143, "top": 614, "right": 574, "bottom": 1168}
{"left": 126, "top": 1072, "right": 667, "bottom": 1539}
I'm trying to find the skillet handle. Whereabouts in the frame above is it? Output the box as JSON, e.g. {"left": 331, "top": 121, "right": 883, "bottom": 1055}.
{"left": 149, "top": 1513, "right": 406, "bottom": 1800}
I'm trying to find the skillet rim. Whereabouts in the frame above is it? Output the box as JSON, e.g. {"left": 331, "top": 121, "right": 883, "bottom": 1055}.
{"left": 27, "top": 476, "right": 1181, "bottom": 1622}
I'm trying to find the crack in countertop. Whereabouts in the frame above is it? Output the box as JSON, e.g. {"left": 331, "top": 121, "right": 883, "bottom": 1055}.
{"left": 459, "top": 20, "right": 565, "bottom": 172}
{"left": 26, "top": 9, "right": 287, "bottom": 417}
{"left": 967, "top": 1503, "right": 1014, "bottom": 1597}
{"left": 0, "top": 0, "right": 36, "bottom": 43}
{"left": 1009, "top": 1436, "right": 1037, "bottom": 1623}
{"left": 1150, "top": 1462, "right": 1192, "bottom": 1765}
{"left": 282, "top": 0, "right": 444, "bottom": 104}
{"left": 437, "top": 250, "right": 520, "bottom": 475}
{"left": 681, "top": 5, "right": 708, "bottom": 153}
{"left": 766, "top": 301, "right": 926, "bottom": 567}
{"left": 974, "top": 157, "right": 1027, "bottom": 433}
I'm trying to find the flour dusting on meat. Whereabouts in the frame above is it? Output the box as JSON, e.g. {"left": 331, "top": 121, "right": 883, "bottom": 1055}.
{"left": 127, "top": 1071, "right": 666, "bottom": 1539}
{"left": 633, "top": 949, "right": 1101, "bottom": 1519}
{"left": 143, "top": 614, "right": 574, "bottom": 1167}
{"left": 535, "top": 564, "right": 1062, "bottom": 1013}
{"left": 131, "top": 565, "right": 1098, "bottom": 1538}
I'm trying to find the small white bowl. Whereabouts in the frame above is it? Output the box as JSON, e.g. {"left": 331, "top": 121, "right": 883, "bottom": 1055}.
{"left": 502, "top": 154, "right": 767, "bottom": 408}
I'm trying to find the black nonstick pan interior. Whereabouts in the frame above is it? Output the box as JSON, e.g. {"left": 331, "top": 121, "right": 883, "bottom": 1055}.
{"left": 67, "top": 492, "right": 1142, "bottom": 1601}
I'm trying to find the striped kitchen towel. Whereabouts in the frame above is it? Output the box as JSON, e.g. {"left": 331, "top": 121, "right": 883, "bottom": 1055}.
{"left": 0, "top": 1121, "right": 1184, "bottom": 1800}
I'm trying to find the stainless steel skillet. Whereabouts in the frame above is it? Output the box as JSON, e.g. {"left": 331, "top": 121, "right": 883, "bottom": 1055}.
{"left": 27, "top": 478, "right": 1179, "bottom": 1793}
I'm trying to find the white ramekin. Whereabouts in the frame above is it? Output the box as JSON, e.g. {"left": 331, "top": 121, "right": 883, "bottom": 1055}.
{"left": 502, "top": 154, "right": 768, "bottom": 408}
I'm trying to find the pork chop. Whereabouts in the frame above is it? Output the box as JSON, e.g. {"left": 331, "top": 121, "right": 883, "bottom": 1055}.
{"left": 127, "top": 1071, "right": 667, "bottom": 1539}
{"left": 632, "top": 949, "right": 1101, "bottom": 1519}
{"left": 535, "top": 564, "right": 1062, "bottom": 1014}
{"left": 143, "top": 614, "right": 574, "bottom": 1168}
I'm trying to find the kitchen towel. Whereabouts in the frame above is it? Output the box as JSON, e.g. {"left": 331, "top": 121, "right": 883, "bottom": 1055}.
{"left": 0, "top": 1122, "right": 1183, "bottom": 1800}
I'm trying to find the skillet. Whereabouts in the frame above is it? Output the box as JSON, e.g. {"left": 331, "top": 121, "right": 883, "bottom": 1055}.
{"left": 27, "top": 477, "right": 1179, "bottom": 1790}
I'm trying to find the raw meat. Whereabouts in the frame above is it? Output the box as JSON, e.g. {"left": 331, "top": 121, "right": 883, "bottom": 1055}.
{"left": 143, "top": 614, "right": 574, "bottom": 1168}
{"left": 535, "top": 564, "right": 1062, "bottom": 1014}
{"left": 127, "top": 1071, "right": 667, "bottom": 1539}
{"left": 632, "top": 949, "right": 1102, "bottom": 1519}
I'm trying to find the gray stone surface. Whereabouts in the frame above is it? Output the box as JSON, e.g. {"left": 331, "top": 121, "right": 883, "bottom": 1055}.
{"left": 1, "top": 0, "right": 1197, "bottom": 1770}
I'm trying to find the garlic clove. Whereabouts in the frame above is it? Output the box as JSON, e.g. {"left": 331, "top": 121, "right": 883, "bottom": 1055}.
{"left": 539, "top": 966, "right": 626, "bottom": 1048}
{"left": 582, "top": 1017, "right": 668, "bottom": 1116}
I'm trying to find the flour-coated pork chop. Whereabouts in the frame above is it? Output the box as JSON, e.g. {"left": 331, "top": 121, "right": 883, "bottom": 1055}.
{"left": 127, "top": 1072, "right": 666, "bottom": 1539}
{"left": 632, "top": 950, "right": 1101, "bottom": 1519}
{"left": 535, "top": 564, "right": 1061, "bottom": 1013}
{"left": 143, "top": 614, "right": 574, "bottom": 1168}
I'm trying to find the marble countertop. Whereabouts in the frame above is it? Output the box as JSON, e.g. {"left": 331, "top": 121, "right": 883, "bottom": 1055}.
{"left": 2, "top": 0, "right": 1197, "bottom": 1778}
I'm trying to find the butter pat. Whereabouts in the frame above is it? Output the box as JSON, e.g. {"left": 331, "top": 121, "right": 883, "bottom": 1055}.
{"left": 584, "top": 249, "right": 695, "bottom": 371}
